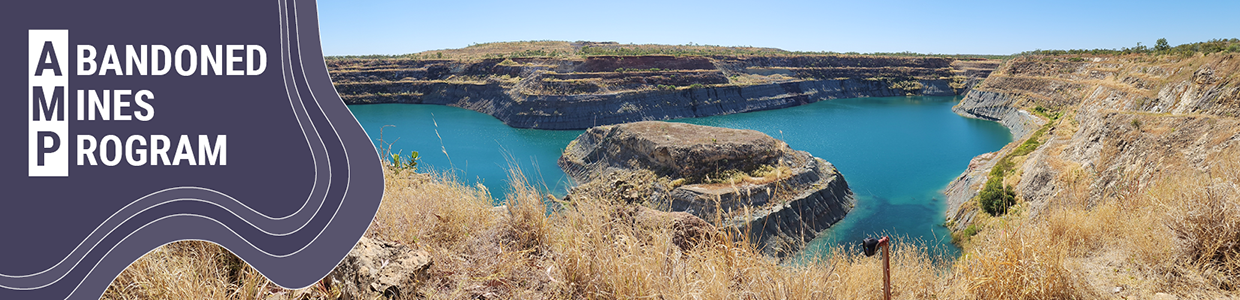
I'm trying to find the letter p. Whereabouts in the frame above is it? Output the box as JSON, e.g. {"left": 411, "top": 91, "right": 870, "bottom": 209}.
{"left": 37, "top": 131, "right": 60, "bottom": 166}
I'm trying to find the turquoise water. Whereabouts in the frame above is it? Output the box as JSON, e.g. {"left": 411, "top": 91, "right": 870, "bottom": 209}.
{"left": 346, "top": 104, "right": 584, "bottom": 198}
{"left": 347, "top": 96, "right": 1011, "bottom": 256}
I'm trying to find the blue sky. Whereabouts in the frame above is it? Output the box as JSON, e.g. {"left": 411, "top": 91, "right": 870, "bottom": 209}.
{"left": 318, "top": 0, "right": 1238, "bottom": 56}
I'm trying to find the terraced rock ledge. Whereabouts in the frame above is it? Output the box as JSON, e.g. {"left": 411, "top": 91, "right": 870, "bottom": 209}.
{"left": 330, "top": 41, "right": 1000, "bottom": 129}
{"left": 558, "top": 121, "right": 854, "bottom": 257}
{"left": 944, "top": 51, "right": 1240, "bottom": 233}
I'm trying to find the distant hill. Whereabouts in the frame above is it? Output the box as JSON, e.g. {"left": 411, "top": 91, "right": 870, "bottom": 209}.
{"left": 326, "top": 40, "right": 1011, "bottom": 60}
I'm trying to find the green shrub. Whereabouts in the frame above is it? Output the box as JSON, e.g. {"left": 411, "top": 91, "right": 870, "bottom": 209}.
{"left": 951, "top": 223, "right": 983, "bottom": 245}
{"left": 979, "top": 178, "right": 1016, "bottom": 215}
{"left": 1032, "top": 105, "right": 1047, "bottom": 116}
{"left": 976, "top": 122, "right": 1050, "bottom": 216}
{"left": 389, "top": 151, "right": 419, "bottom": 173}
{"left": 1032, "top": 106, "right": 1064, "bottom": 121}
{"left": 964, "top": 224, "right": 980, "bottom": 237}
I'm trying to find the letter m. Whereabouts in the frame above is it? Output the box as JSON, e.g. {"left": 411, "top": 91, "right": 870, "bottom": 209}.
{"left": 32, "top": 86, "right": 64, "bottom": 121}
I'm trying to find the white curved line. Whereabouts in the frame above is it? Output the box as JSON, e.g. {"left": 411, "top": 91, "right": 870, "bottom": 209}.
{"left": 0, "top": 0, "right": 353, "bottom": 289}
{"left": 69, "top": 0, "right": 370, "bottom": 296}
{"left": 68, "top": 0, "right": 370, "bottom": 295}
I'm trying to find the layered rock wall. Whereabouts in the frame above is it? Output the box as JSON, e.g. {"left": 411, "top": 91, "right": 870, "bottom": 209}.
{"left": 558, "top": 121, "right": 855, "bottom": 256}
{"left": 945, "top": 53, "right": 1240, "bottom": 230}
{"left": 330, "top": 55, "right": 998, "bottom": 129}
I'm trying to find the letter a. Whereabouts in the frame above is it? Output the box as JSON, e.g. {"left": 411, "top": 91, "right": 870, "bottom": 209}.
{"left": 35, "top": 41, "right": 62, "bottom": 76}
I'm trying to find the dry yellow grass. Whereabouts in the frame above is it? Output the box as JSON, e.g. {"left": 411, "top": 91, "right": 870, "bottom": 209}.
{"left": 1154, "top": 149, "right": 1240, "bottom": 292}
{"left": 106, "top": 144, "right": 1240, "bottom": 299}
{"left": 101, "top": 240, "right": 330, "bottom": 299}
{"left": 105, "top": 166, "right": 951, "bottom": 299}
{"left": 949, "top": 134, "right": 1240, "bottom": 298}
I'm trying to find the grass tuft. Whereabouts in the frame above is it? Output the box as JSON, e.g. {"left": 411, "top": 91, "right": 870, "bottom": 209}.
{"left": 106, "top": 146, "right": 1240, "bottom": 298}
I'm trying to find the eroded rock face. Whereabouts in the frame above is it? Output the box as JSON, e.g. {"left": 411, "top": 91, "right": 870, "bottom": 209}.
{"left": 328, "top": 237, "right": 432, "bottom": 299}
{"left": 559, "top": 121, "right": 854, "bottom": 257}
{"left": 945, "top": 53, "right": 1240, "bottom": 230}
{"left": 330, "top": 53, "right": 999, "bottom": 130}
{"left": 952, "top": 90, "right": 1046, "bottom": 139}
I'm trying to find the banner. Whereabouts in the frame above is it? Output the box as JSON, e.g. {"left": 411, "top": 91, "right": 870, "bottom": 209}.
{"left": 0, "top": 1, "right": 383, "bottom": 298}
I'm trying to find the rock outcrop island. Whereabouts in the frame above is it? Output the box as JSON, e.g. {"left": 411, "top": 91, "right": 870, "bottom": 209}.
{"left": 558, "top": 121, "right": 854, "bottom": 256}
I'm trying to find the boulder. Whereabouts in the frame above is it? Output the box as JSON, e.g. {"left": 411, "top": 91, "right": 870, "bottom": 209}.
{"left": 632, "top": 205, "right": 718, "bottom": 251}
{"left": 327, "top": 237, "right": 432, "bottom": 299}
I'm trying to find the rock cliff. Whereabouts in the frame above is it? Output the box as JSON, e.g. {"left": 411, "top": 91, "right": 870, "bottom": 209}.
{"left": 329, "top": 50, "right": 999, "bottom": 129}
{"left": 557, "top": 121, "right": 854, "bottom": 257}
{"left": 945, "top": 52, "right": 1240, "bottom": 231}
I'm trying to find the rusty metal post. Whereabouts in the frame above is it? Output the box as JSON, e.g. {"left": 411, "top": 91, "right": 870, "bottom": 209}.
{"left": 880, "top": 236, "right": 890, "bottom": 300}
{"left": 862, "top": 236, "right": 893, "bottom": 300}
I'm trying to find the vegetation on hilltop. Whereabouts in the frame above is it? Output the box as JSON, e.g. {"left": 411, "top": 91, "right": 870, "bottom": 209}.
{"left": 326, "top": 38, "right": 1239, "bottom": 62}
{"left": 1020, "top": 38, "right": 1240, "bottom": 57}
{"left": 325, "top": 40, "right": 1011, "bottom": 61}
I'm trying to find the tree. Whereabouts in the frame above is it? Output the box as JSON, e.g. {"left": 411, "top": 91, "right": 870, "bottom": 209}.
{"left": 979, "top": 178, "right": 1017, "bottom": 215}
{"left": 1155, "top": 38, "right": 1170, "bottom": 52}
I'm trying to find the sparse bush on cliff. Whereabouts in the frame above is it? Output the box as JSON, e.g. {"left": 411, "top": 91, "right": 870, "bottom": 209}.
{"left": 979, "top": 178, "right": 1017, "bottom": 215}
{"left": 1030, "top": 105, "right": 1062, "bottom": 121}
{"left": 955, "top": 224, "right": 980, "bottom": 244}
{"left": 977, "top": 121, "right": 1050, "bottom": 216}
